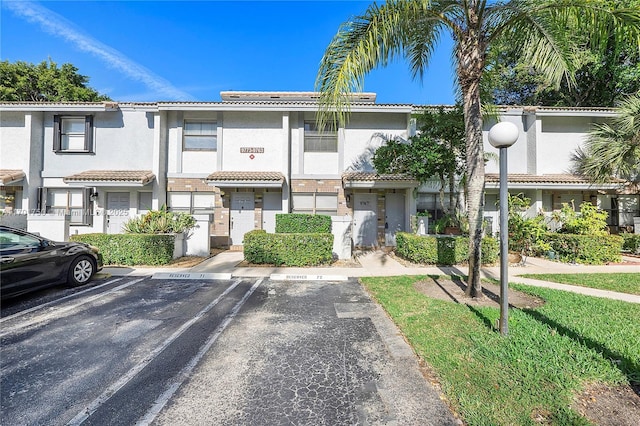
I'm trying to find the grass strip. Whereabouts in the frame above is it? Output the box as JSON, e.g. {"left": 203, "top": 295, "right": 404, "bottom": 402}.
{"left": 361, "top": 275, "right": 640, "bottom": 425}
{"left": 519, "top": 273, "right": 640, "bottom": 295}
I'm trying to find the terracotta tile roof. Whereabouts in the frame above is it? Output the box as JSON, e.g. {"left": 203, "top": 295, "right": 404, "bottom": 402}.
{"left": 485, "top": 173, "right": 625, "bottom": 184}
{"left": 206, "top": 171, "right": 285, "bottom": 182}
{"left": 342, "top": 172, "right": 416, "bottom": 182}
{"left": 63, "top": 170, "right": 156, "bottom": 185}
{"left": 0, "top": 169, "right": 25, "bottom": 185}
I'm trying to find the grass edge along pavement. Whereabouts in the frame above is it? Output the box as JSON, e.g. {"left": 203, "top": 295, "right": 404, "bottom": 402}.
{"left": 360, "top": 275, "right": 640, "bottom": 426}
{"left": 519, "top": 273, "right": 640, "bottom": 296}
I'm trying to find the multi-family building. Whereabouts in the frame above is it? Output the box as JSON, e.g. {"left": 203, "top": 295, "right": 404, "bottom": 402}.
{"left": 1, "top": 92, "right": 638, "bottom": 256}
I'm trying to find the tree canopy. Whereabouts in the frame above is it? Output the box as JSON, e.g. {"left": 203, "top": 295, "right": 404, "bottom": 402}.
{"left": 484, "top": 0, "right": 640, "bottom": 107}
{"left": 0, "top": 59, "right": 111, "bottom": 102}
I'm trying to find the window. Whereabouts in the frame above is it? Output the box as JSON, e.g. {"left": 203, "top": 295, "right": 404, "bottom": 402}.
{"left": 53, "top": 115, "right": 94, "bottom": 153}
{"left": 292, "top": 193, "right": 338, "bottom": 215}
{"left": 184, "top": 121, "right": 217, "bottom": 150}
{"left": 168, "top": 191, "right": 215, "bottom": 213}
{"left": 138, "top": 192, "right": 153, "bottom": 212}
{"left": 45, "top": 188, "right": 93, "bottom": 225}
{"left": 304, "top": 121, "right": 337, "bottom": 152}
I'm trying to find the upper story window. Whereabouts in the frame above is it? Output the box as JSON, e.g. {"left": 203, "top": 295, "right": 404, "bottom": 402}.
{"left": 184, "top": 121, "right": 217, "bottom": 151}
{"left": 53, "top": 115, "right": 94, "bottom": 153}
{"left": 304, "top": 121, "right": 337, "bottom": 153}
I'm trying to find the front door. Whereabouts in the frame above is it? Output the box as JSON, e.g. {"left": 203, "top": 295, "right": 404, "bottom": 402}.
{"left": 353, "top": 193, "right": 377, "bottom": 247}
{"left": 230, "top": 192, "right": 255, "bottom": 245}
{"left": 107, "top": 192, "right": 130, "bottom": 234}
{"left": 385, "top": 193, "right": 405, "bottom": 246}
{"left": 262, "top": 192, "right": 282, "bottom": 233}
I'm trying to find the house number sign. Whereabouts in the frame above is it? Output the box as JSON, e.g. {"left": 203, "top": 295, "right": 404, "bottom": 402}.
{"left": 240, "top": 147, "right": 264, "bottom": 153}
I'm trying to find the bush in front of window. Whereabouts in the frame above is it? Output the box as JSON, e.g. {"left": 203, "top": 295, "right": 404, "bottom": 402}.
{"left": 395, "top": 232, "right": 498, "bottom": 265}
{"left": 621, "top": 233, "right": 640, "bottom": 255}
{"left": 70, "top": 233, "right": 175, "bottom": 265}
{"left": 275, "top": 213, "right": 332, "bottom": 233}
{"left": 243, "top": 230, "right": 334, "bottom": 266}
{"left": 123, "top": 206, "right": 196, "bottom": 235}
{"left": 542, "top": 233, "right": 623, "bottom": 264}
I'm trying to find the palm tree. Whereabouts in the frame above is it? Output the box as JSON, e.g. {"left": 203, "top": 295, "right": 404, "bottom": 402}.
{"left": 572, "top": 93, "right": 640, "bottom": 191}
{"left": 315, "top": 0, "right": 640, "bottom": 297}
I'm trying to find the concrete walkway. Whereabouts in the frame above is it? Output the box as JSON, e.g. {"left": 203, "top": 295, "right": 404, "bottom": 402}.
{"left": 103, "top": 251, "right": 640, "bottom": 303}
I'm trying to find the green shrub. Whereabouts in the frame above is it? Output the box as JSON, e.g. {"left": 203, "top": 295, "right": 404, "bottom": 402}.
{"left": 395, "top": 232, "right": 498, "bottom": 265}
{"left": 621, "top": 233, "right": 640, "bottom": 254}
{"left": 123, "top": 205, "right": 196, "bottom": 234}
{"left": 551, "top": 202, "right": 609, "bottom": 236}
{"left": 543, "top": 233, "right": 623, "bottom": 264}
{"left": 244, "top": 230, "right": 333, "bottom": 266}
{"left": 70, "top": 233, "right": 174, "bottom": 265}
{"left": 275, "top": 213, "right": 332, "bottom": 233}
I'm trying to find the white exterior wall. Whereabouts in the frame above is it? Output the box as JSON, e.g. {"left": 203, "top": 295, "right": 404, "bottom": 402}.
{"left": 41, "top": 109, "right": 155, "bottom": 176}
{"left": 535, "top": 116, "right": 591, "bottom": 175}
{"left": 343, "top": 112, "right": 408, "bottom": 172}
{"left": 221, "top": 111, "right": 285, "bottom": 172}
{"left": 483, "top": 113, "right": 528, "bottom": 174}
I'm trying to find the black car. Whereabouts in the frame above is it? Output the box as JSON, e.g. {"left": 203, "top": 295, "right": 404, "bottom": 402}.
{"left": 0, "top": 226, "right": 103, "bottom": 299}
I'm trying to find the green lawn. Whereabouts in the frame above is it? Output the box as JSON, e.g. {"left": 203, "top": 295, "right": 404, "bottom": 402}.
{"left": 361, "top": 275, "right": 640, "bottom": 426}
{"left": 519, "top": 273, "right": 640, "bottom": 295}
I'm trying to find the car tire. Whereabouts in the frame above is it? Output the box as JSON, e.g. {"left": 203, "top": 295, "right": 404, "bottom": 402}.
{"left": 68, "top": 255, "right": 95, "bottom": 287}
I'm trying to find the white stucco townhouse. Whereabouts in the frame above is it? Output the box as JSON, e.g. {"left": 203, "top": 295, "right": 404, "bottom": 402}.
{"left": 1, "top": 93, "right": 637, "bottom": 252}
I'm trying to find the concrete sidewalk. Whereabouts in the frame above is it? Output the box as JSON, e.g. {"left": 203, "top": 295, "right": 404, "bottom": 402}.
{"left": 103, "top": 250, "right": 640, "bottom": 303}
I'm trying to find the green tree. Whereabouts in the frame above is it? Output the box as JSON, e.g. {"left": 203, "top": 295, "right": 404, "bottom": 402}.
{"left": 0, "top": 59, "right": 110, "bottom": 102}
{"left": 316, "top": 0, "right": 640, "bottom": 297}
{"left": 484, "top": 0, "right": 640, "bottom": 107}
{"left": 373, "top": 105, "right": 465, "bottom": 216}
{"left": 571, "top": 93, "right": 640, "bottom": 190}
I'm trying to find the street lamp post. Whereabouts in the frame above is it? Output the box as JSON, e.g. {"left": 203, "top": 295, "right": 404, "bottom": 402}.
{"left": 488, "top": 121, "right": 519, "bottom": 336}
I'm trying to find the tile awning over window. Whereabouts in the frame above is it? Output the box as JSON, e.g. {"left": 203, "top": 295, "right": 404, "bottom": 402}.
{"left": 0, "top": 169, "right": 25, "bottom": 186}
{"left": 484, "top": 173, "right": 624, "bottom": 189}
{"left": 342, "top": 172, "right": 418, "bottom": 189}
{"left": 206, "top": 171, "right": 285, "bottom": 188}
{"left": 63, "top": 170, "right": 156, "bottom": 186}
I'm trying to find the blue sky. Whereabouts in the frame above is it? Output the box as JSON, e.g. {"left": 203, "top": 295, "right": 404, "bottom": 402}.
{"left": 1, "top": 0, "right": 457, "bottom": 104}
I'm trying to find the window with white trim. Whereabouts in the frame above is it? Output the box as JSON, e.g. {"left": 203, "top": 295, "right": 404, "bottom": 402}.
{"left": 304, "top": 121, "right": 337, "bottom": 152}
{"left": 53, "top": 115, "right": 94, "bottom": 153}
{"left": 168, "top": 191, "right": 215, "bottom": 213}
{"left": 46, "top": 188, "right": 93, "bottom": 225}
{"left": 183, "top": 121, "right": 217, "bottom": 150}
{"left": 292, "top": 193, "right": 338, "bottom": 215}
{"left": 138, "top": 192, "right": 153, "bottom": 212}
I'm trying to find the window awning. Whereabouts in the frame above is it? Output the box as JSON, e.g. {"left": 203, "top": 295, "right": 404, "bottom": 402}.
{"left": 63, "top": 170, "right": 156, "bottom": 187}
{"left": 0, "top": 170, "right": 25, "bottom": 186}
{"left": 206, "top": 171, "right": 285, "bottom": 188}
{"left": 342, "top": 172, "right": 418, "bottom": 189}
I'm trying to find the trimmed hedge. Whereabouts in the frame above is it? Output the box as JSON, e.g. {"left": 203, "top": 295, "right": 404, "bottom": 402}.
{"left": 621, "top": 233, "right": 640, "bottom": 254}
{"left": 395, "top": 232, "right": 499, "bottom": 265}
{"left": 275, "top": 213, "right": 332, "bottom": 233}
{"left": 244, "top": 230, "right": 333, "bottom": 266}
{"left": 70, "top": 233, "right": 175, "bottom": 265}
{"left": 543, "top": 233, "right": 623, "bottom": 264}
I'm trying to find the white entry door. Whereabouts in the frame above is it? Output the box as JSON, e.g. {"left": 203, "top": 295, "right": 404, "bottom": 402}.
{"left": 353, "top": 193, "right": 377, "bottom": 247}
{"left": 385, "top": 193, "right": 405, "bottom": 246}
{"left": 262, "top": 192, "right": 282, "bottom": 233}
{"left": 106, "top": 192, "right": 130, "bottom": 234}
{"left": 230, "top": 192, "right": 255, "bottom": 245}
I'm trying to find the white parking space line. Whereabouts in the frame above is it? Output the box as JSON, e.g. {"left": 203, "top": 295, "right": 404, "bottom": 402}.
{"left": 0, "top": 278, "right": 147, "bottom": 337}
{"left": 136, "top": 278, "right": 264, "bottom": 426}
{"left": 66, "top": 278, "right": 245, "bottom": 426}
{"left": 0, "top": 278, "right": 125, "bottom": 324}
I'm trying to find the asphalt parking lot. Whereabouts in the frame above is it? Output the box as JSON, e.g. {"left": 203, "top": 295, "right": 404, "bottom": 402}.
{"left": 1, "top": 275, "right": 459, "bottom": 425}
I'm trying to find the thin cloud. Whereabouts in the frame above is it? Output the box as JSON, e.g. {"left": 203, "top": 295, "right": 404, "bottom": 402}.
{"left": 4, "top": 0, "right": 194, "bottom": 101}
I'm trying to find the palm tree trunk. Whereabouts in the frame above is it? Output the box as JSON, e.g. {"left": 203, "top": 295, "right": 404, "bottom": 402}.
{"left": 457, "top": 28, "right": 486, "bottom": 298}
